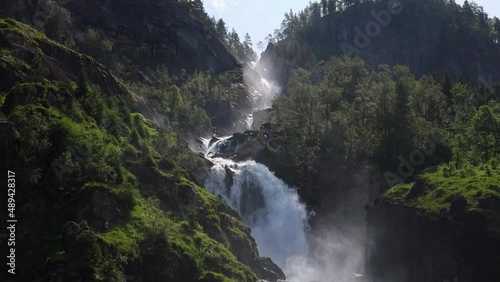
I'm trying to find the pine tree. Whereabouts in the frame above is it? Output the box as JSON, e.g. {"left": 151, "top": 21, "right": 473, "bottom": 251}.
{"left": 494, "top": 17, "right": 500, "bottom": 43}
{"left": 216, "top": 19, "right": 228, "bottom": 42}
{"left": 327, "top": 0, "right": 336, "bottom": 14}
{"left": 321, "top": 0, "right": 328, "bottom": 15}
{"left": 76, "top": 71, "right": 90, "bottom": 98}
{"left": 243, "top": 33, "right": 257, "bottom": 62}
{"left": 471, "top": 105, "right": 497, "bottom": 162}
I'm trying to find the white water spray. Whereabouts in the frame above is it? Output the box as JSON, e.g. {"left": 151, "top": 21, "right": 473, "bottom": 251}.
{"left": 201, "top": 138, "right": 311, "bottom": 274}
{"left": 242, "top": 63, "right": 282, "bottom": 130}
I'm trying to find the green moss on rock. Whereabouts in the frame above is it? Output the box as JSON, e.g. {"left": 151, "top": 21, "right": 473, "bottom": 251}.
{"left": 383, "top": 164, "right": 500, "bottom": 220}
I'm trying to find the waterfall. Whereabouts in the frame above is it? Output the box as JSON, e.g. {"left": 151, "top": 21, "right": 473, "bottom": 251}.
{"left": 241, "top": 62, "right": 282, "bottom": 131}
{"left": 258, "top": 77, "right": 281, "bottom": 109}
{"left": 194, "top": 64, "right": 325, "bottom": 281}
{"left": 192, "top": 64, "right": 361, "bottom": 282}
{"left": 201, "top": 138, "right": 311, "bottom": 276}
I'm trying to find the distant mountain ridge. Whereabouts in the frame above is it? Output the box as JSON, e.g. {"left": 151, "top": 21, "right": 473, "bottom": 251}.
{"left": 258, "top": 0, "right": 500, "bottom": 88}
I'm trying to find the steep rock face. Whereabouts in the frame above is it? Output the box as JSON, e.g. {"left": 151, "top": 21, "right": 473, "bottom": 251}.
{"left": 66, "top": 0, "right": 238, "bottom": 74}
{"left": 366, "top": 199, "right": 500, "bottom": 282}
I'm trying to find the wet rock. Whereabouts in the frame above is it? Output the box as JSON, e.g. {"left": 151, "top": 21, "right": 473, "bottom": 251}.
{"left": 251, "top": 109, "right": 271, "bottom": 130}
{"left": 209, "top": 136, "right": 220, "bottom": 148}
{"left": 240, "top": 178, "right": 266, "bottom": 222}
{"left": 260, "top": 257, "right": 286, "bottom": 282}
{"left": 224, "top": 165, "right": 235, "bottom": 193}
{"left": 212, "top": 130, "right": 263, "bottom": 160}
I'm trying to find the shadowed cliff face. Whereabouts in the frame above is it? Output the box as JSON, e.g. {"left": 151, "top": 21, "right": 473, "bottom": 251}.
{"left": 366, "top": 201, "right": 500, "bottom": 282}
{"left": 65, "top": 0, "right": 238, "bottom": 74}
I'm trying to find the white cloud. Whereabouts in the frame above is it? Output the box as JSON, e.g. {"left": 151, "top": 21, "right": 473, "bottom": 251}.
{"left": 208, "top": 0, "right": 244, "bottom": 15}
{"left": 210, "top": 0, "right": 229, "bottom": 13}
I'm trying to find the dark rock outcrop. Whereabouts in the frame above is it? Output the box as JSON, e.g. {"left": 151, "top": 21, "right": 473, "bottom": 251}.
{"left": 139, "top": 237, "right": 199, "bottom": 282}
{"left": 406, "top": 177, "right": 431, "bottom": 200}
{"left": 251, "top": 109, "right": 271, "bottom": 130}
{"left": 211, "top": 130, "right": 263, "bottom": 160}
{"left": 366, "top": 200, "right": 500, "bottom": 282}
{"left": 77, "top": 186, "right": 126, "bottom": 231}
{"left": 260, "top": 257, "right": 286, "bottom": 281}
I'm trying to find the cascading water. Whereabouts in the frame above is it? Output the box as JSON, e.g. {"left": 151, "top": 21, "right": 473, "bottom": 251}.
{"left": 192, "top": 63, "right": 356, "bottom": 282}
{"left": 196, "top": 64, "right": 311, "bottom": 280}
{"left": 243, "top": 64, "right": 281, "bottom": 130}
{"left": 201, "top": 137, "right": 311, "bottom": 276}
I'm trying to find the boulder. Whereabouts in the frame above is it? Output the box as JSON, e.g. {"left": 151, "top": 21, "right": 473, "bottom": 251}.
{"left": 77, "top": 187, "right": 125, "bottom": 231}
{"left": 61, "top": 221, "right": 83, "bottom": 251}
{"left": 406, "top": 177, "right": 430, "bottom": 199}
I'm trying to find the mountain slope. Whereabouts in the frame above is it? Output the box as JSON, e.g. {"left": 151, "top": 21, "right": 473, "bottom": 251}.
{"left": 0, "top": 18, "right": 283, "bottom": 282}
{"left": 65, "top": 0, "right": 239, "bottom": 74}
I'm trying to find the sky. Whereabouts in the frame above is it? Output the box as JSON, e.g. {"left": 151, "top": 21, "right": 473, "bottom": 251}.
{"left": 203, "top": 0, "right": 500, "bottom": 52}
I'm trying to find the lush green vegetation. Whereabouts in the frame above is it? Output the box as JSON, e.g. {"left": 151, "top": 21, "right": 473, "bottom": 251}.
{"left": 1, "top": 0, "right": 499, "bottom": 280}
{"left": 0, "top": 18, "right": 259, "bottom": 281}
{"left": 268, "top": 55, "right": 499, "bottom": 210}
{"left": 250, "top": 0, "right": 500, "bottom": 219}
